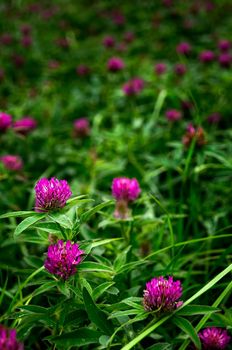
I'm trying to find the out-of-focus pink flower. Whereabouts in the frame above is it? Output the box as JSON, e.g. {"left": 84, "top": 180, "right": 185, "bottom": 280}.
{"left": 174, "top": 63, "right": 187, "bottom": 76}
{"left": 56, "top": 37, "right": 69, "bottom": 49}
{"left": 0, "top": 112, "right": 12, "bottom": 132}
{"left": 123, "top": 31, "right": 135, "bottom": 43}
{"left": 111, "top": 10, "right": 125, "bottom": 26}
{"left": 165, "top": 109, "right": 182, "bottom": 121}
{"left": 13, "top": 117, "right": 37, "bottom": 135}
{"left": 218, "top": 39, "right": 231, "bottom": 52}
{"left": 76, "top": 64, "right": 90, "bottom": 76}
{"left": 21, "top": 36, "right": 32, "bottom": 48}
{"left": 182, "top": 124, "right": 206, "bottom": 147}
{"left": 0, "top": 155, "right": 23, "bottom": 171}
{"left": 12, "top": 54, "right": 25, "bottom": 68}
{"left": 0, "top": 68, "right": 4, "bottom": 81}
{"left": 154, "top": 63, "right": 167, "bottom": 75}
{"left": 176, "top": 42, "right": 192, "bottom": 55}
{"left": 0, "top": 325, "right": 24, "bottom": 350}
{"left": 107, "top": 57, "right": 125, "bottom": 72}
{"left": 0, "top": 33, "right": 13, "bottom": 45}
{"left": 218, "top": 53, "right": 231, "bottom": 68}
{"left": 21, "top": 24, "right": 32, "bottom": 36}
{"left": 122, "top": 78, "right": 145, "bottom": 96}
{"left": 162, "top": 0, "right": 173, "bottom": 7}
{"left": 73, "top": 118, "right": 90, "bottom": 137}
{"left": 103, "top": 35, "right": 115, "bottom": 48}
{"left": 48, "top": 60, "right": 60, "bottom": 69}
{"left": 199, "top": 50, "right": 215, "bottom": 63}
{"left": 112, "top": 177, "right": 141, "bottom": 219}
{"left": 181, "top": 100, "right": 193, "bottom": 111}
{"left": 207, "top": 112, "right": 221, "bottom": 124}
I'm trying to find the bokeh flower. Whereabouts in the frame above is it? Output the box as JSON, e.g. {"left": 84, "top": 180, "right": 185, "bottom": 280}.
{"left": 182, "top": 123, "right": 206, "bottom": 147}
{"left": 73, "top": 118, "right": 90, "bottom": 137}
{"left": 199, "top": 327, "right": 231, "bottom": 349}
{"left": 34, "top": 177, "right": 72, "bottom": 212}
{"left": 218, "top": 39, "right": 230, "bottom": 52}
{"left": 0, "top": 325, "right": 24, "bottom": 350}
{"left": 122, "top": 78, "right": 144, "bottom": 96}
{"left": 44, "top": 240, "right": 84, "bottom": 280}
{"left": 218, "top": 53, "right": 231, "bottom": 68}
{"left": 143, "top": 276, "right": 183, "bottom": 312}
{"left": 207, "top": 112, "right": 221, "bottom": 124}
{"left": 199, "top": 50, "right": 215, "bottom": 63}
{"left": 0, "top": 155, "right": 23, "bottom": 171}
{"left": 76, "top": 64, "right": 90, "bottom": 76}
{"left": 107, "top": 57, "right": 125, "bottom": 72}
{"left": 174, "top": 63, "right": 187, "bottom": 76}
{"left": 154, "top": 63, "right": 167, "bottom": 75}
{"left": 165, "top": 109, "right": 182, "bottom": 121}
{"left": 0, "top": 112, "right": 12, "bottom": 132}
{"left": 13, "top": 117, "right": 37, "bottom": 135}
{"left": 176, "top": 41, "right": 192, "bottom": 55}
{"left": 103, "top": 35, "right": 115, "bottom": 48}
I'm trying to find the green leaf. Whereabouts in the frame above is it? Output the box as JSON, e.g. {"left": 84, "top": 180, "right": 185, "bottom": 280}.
{"left": 49, "top": 213, "right": 73, "bottom": 229}
{"left": 177, "top": 305, "right": 220, "bottom": 316}
{"left": 81, "top": 200, "right": 114, "bottom": 222}
{"left": 92, "top": 282, "right": 115, "bottom": 300}
{"left": 83, "top": 287, "right": 114, "bottom": 335}
{"left": 0, "top": 211, "right": 37, "bottom": 219}
{"left": 47, "top": 328, "right": 102, "bottom": 347}
{"left": 14, "top": 215, "right": 46, "bottom": 237}
{"left": 146, "top": 343, "right": 172, "bottom": 350}
{"left": 172, "top": 316, "right": 201, "bottom": 349}
{"left": 78, "top": 261, "right": 114, "bottom": 274}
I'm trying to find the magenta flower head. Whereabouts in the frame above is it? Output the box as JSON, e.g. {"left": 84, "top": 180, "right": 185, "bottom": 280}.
{"left": 165, "top": 109, "right": 182, "bottom": 121}
{"left": 174, "top": 63, "right": 187, "bottom": 76}
{"left": 122, "top": 78, "right": 144, "bottom": 96}
{"left": 218, "top": 53, "right": 231, "bottom": 68}
{"left": 199, "top": 50, "right": 215, "bottom": 63}
{"left": 107, "top": 57, "right": 125, "bottom": 72}
{"left": 207, "top": 112, "right": 221, "bottom": 124}
{"left": 34, "top": 177, "right": 72, "bottom": 212}
{"left": 0, "top": 325, "right": 24, "bottom": 350}
{"left": 154, "top": 63, "right": 167, "bottom": 75}
{"left": 21, "top": 24, "right": 32, "bottom": 36}
{"left": 76, "top": 64, "right": 90, "bottom": 76}
{"left": 13, "top": 117, "right": 37, "bottom": 135}
{"left": 0, "top": 112, "right": 12, "bottom": 132}
{"left": 143, "top": 276, "right": 183, "bottom": 313}
{"left": 0, "top": 33, "right": 13, "bottom": 45}
{"left": 112, "top": 177, "right": 141, "bottom": 219}
{"left": 176, "top": 41, "right": 192, "bottom": 55}
{"left": 199, "top": 327, "right": 231, "bottom": 349}
{"left": 21, "top": 36, "right": 32, "bottom": 48}
{"left": 103, "top": 36, "right": 115, "bottom": 48}
{"left": 218, "top": 39, "right": 231, "bottom": 52}
{"left": 44, "top": 240, "right": 84, "bottom": 280}
{"left": 73, "top": 118, "right": 90, "bottom": 137}
{"left": 123, "top": 31, "right": 135, "bottom": 43}
{"left": 0, "top": 155, "right": 23, "bottom": 171}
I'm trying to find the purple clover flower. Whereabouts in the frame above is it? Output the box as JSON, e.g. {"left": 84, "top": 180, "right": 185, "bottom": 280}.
{"left": 76, "top": 64, "right": 90, "bottom": 76}
{"left": 107, "top": 57, "right": 125, "bottom": 72}
{"left": 199, "top": 327, "right": 231, "bottom": 349}
{"left": 112, "top": 177, "right": 141, "bottom": 202}
{"left": 0, "top": 155, "right": 23, "bottom": 171}
{"left": 165, "top": 109, "right": 182, "bottom": 121}
{"left": 218, "top": 53, "right": 231, "bottom": 68}
{"left": 143, "top": 276, "right": 183, "bottom": 313}
{"left": 44, "top": 240, "right": 84, "bottom": 280}
{"left": 0, "top": 112, "right": 12, "bottom": 132}
{"left": 199, "top": 50, "right": 215, "bottom": 63}
{"left": 34, "top": 177, "right": 72, "bottom": 212}
{"left": 112, "top": 177, "right": 141, "bottom": 219}
{"left": 174, "top": 63, "right": 187, "bottom": 76}
{"left": 218, "top": 39, "right": 230, "bottom": 52}
{"left": 0, "top": 325, "right": 24, "bottom": 350}
{"left": 176, "top": 42, "right": 192, "bottom": 55}
{"left": 154, "top": 63, "right": 167, "bottom": 75}
{"left": 73, "top": 118, "right": 90, "bottom": 137}
{"left": 13, "top": 117, "right": 37, "bottom": 135}
{"left": 103, "top": 36, "right": 115, "bottom": 48}
{"left": 122, "top": 78, "right": 144, "bottom": 96}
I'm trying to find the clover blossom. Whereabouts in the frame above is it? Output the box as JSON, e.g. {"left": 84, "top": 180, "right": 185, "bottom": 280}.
{"left": 0, "top": 325, "right": 23, "bottom": 350}
{"left": 143, "top": 276, "right": 183, "bottom": 313}
{"left": 199, "top": 327, "right": 231, "bottom": 349}
{"left": 34, "top": 177, "right": 72, "bottom": 212}
{"left": 44, "top": 240, "right": 84, "bottom": 280}
{"left": 0, "top": 112, "right": 12, "bottom": 132}
{"left": 0, "top": 155, "right": 23, "bottom": 171}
